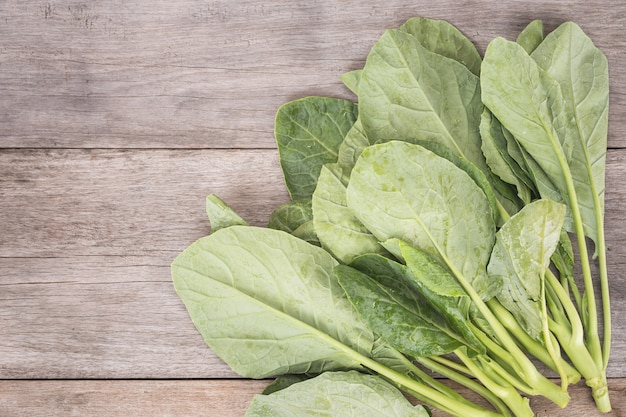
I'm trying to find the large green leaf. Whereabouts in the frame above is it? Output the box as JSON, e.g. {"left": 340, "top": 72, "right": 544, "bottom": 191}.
{"left": 245, "top": 371, "right": 430, "bottom": 417}
{"left": 488, "top": 200, "right": 566, "bottom": 339}
{"left": 532, "top": 22, "right": 608, "bottom": 247}
{"left": 346, "top": 141, "right": 496, "bottom": 299}
{"left": 171, "top": 226, "right": 374, "bottom": 378}
{"left": 481, "top": 35, "right": 607, "bottom": 248}
{"left": 275, "top": 96, "right": 358, "bottom": 201}
{"left": 481, "top": 38, "right": 571, "bottom": 197}
{"left": 358, "top": 29, "right": 487, "bottom": 176}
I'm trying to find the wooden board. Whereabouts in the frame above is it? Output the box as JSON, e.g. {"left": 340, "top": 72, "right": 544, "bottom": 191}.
{"left": 0, "top": 380, "right": 624, "bottom": 416}
{"left": 1, "top": 1, "right": 626, "bottom": 416}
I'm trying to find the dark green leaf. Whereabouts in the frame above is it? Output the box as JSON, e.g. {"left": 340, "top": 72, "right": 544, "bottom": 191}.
{"left": 275, "top": 96, "right": 358, "bottom": 201}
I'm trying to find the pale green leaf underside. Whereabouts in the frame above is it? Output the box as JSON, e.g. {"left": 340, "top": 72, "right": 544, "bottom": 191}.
{"left": 532, "top": 21, "right": 608, "bottom": 244}
{"left": 346, "top": 141, "right": 496, "bottom": 300}
{"left": 488, "top": 199, "right": 566, "bottom": 339}
{"left": 171, "top": 226, "right": 374, "bottom": 378}
{"left": 245, "top": 371, "right": 430, "bottom": 417}
{"left": 358, "top": 29, "right": 488, "bottom": 176}
{"left": 275, "top": 96, "right": 358, "bottom": 201}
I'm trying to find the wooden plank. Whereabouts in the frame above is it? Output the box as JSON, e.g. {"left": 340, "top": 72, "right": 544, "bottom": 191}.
{"left": 1, "top": 147, "right": 624, "bottom": 258}
{"left": 0, "top": 257, "right": 238, "bottom": 379}
{"left": 1, "top": 148, "right": 625, "bottom": 379}
{"left": 0, "top": 148, "right": 289, "bottom": 258}
{"left": 0, "top": 0, "right": 624, "bottom": 149}
{"left": 0, "top": 379, "right": 624, "bottom": 416}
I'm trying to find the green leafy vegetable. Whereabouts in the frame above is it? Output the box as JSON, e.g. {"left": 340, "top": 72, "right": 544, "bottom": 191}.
{"left": 516, "top": 20, "right": 544, "bottom": 54}
{"left": 172, "top": 226, "right": 373, "bottom": 377}
{"left": 172, "top": 16, "right": 612, "bottom": 417}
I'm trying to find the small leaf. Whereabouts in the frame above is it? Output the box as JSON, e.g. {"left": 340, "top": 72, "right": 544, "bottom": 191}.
{"left": 275, "top": 96, "right": 358, "bottom": 201}
{"left": 268, "top": 200, "right": 313, "bottom": 233}
{"left": 340, "top": 69, "right": 362, "bottom": 95}
{"left": 488, "top": 200, "right": 566, "bottom": 339}
{"left": 205, "top": 194, "right": 248, "bottom": 232}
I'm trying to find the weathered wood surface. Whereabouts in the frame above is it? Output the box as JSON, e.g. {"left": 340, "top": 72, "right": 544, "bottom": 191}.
{"left": 1, "top": 1, "right": 626, "bottom": 416}
{"left": 0, "top": 0, "right": 625, "bottom": 149}
{"left": 0, "top": 379, "right": 624, "bottom": 417}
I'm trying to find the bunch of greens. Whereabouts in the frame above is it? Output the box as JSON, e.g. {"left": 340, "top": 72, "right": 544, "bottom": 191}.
{"left": 172, "top": 17, "right": 611, "bottom": 417}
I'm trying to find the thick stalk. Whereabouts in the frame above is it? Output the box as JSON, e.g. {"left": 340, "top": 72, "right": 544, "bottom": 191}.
{"left": 455, "top": 349, "right": 533, "bottom": 417}
{"left": 416, "top": 356, "right": 511, "bottom": 417}
{"left": 546, "top": 271, "right": 611, "bottom": 412}
{"left": 437, "top": 249, "right": 569, "bottom": 407}
{"left": 594, "top": 208, "right": 611, "bottom": 370}
{"left": 551, "top": 146, "right": 602, "bottom": 367}
{"left": 487, "top": 299, "right": 580, "bottom": 384}
{"left": 353, "top": 350, "right": 503, "bottom": 417}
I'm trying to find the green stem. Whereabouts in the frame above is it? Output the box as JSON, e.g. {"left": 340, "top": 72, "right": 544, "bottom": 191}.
{"left": 549, "top": 317, "right": 611, "bottom": 412}
{"left": 416, "top": 356, "right": 511, "bottom": 417}
{"left": 554, "top": 152, "right": 602, "bottom": 368}
{"left": 397, "top": 355, "right": 477, "bottom": 408}
{"left": 438, "top": 250, "right": 569, "bottom": 407}
{"left": 595, "top": 210, "right": 611, "bottom": 371}
{"left": 455, "top": 349, "right": 533, "bottom": 417}
{"left": 488, "top": 298, "right": 580, "bottom": 384}
{"left": 546, "top": 272, "right": 610, "bottom": 411}
{"left": 541, "top": 273, "right": 569, "bottom": 391}
{"left": 353, "top": 351, "right": 502, "bottom": 417}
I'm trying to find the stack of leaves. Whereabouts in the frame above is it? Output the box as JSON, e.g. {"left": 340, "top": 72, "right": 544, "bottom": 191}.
{"left": 171, "top": 17, "right": 611, "bottom": 417}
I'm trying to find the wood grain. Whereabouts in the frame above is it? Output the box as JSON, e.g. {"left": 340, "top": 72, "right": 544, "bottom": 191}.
{"left": 0, "top": 0, "right": 624, "bottom": 149}
{"left": 2, "top": 1, "right": 626, "bottom": 416}
{"left": 0, "top": 379, "right": 624, "bottom": 417}
{"left": 1, "top": 149, "right": 625, "bottom": 381}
